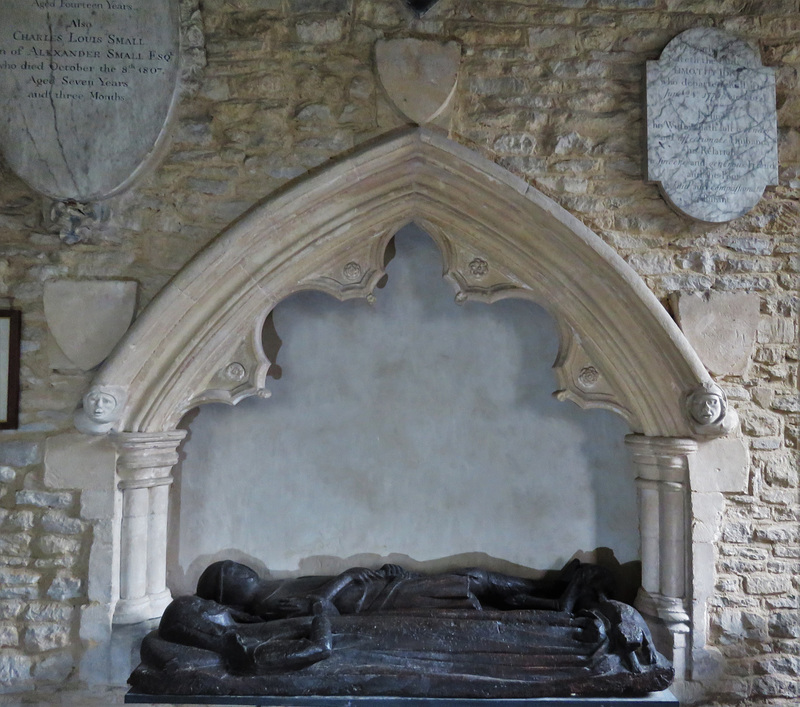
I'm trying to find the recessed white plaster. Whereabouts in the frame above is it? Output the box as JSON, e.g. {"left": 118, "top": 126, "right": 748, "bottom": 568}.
{"left": 170, "top": 226, "right": 637, "bottom": 594}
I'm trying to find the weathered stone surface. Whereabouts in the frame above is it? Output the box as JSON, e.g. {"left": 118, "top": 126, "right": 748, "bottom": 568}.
{"left": 78, "top": 603, "right": 114, "bottom": 644}
{"left": 762, "top": 453, "right": 799, "bottom": 487}
{"left": 37, "top": 535, "right": 82, "bottom": 556}
{"left": 44, "top": 434, "right": 116, "bottom": 497}
{"left": 0, "top": 602, "right": 23, "bottom": 621}
{"left": 0, "top": 652, "right": 32, "bottom": 685}
{"left": 40, "top": 511, "right": 85, "bottom": 536}
{"left": 0, "top": 0, "right": 181, "bottom": 201}
{"left": 690, "top": 437, "right": 749, "bottom": 493}
{"left": 0, "top": 532, "right": 32, "bottom": 557}
{"left": 0, "top": 625, "right": 19, "bottom": 648}
{"left": 757, "top": 315, "right": 798, "bottom": 344}
{"left": 24, "top": 623, "right": 70, "bottom": 653}
{"left": 768, "top": 611, "right": 800, "bottom": 639}
{"left": 741, "top": 409, "right": 782, "bottom": 437}
{"left": 0, "top": 568, "right": 39, "bottom": 600}
{"left": 673, "top": 291, "right": 760, "bottom": 376}
{"left": 47, "top": 573, "right": 82, "bottom": 601}
{"left": 0, "top": 442, "right": 42, "bottom": 468}
{"left": 691, "top": 491, "right": 724, "bottom": 543}
{"left": 2, "top": 511, "right": 35, "bottom": 532}
{"left": 31, "top": 650, "right": 74, "bottom": 683}
{"left": 647, "top": 28, "right": 778, "bottom": 222}
{"left": 773, "top": 395, "right": 800, "bottom": 412}
{"left": 712, "top": 608, "right": 768, "bottom": 644}
{"left": 376, "top": 38, "right": 461, "bottom": 124}
{"left": 24, "top": 602, "right": 74, "bottom": 623}
{"left": 744, "top": 574, "right": 792, "bottom": 595}
{"left": 15, "top": 490, "right": 72, "bottom": 510}
{"left": 753, "top": 675, "right": 800, "bottom": 698}
{"left": 44, "top": 281, "right": 137, "bottom": 371}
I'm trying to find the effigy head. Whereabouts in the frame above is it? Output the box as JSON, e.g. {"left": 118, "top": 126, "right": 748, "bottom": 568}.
{"left": 197, "top": 560, "right": 260, "bottom": 607}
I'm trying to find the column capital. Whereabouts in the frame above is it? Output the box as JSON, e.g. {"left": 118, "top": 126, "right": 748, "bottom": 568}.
{"left": 626, "top": 435, "right": 698, "bottom": 482}
{"left": 112, "top": 431, "right": 187, "bottom": 488}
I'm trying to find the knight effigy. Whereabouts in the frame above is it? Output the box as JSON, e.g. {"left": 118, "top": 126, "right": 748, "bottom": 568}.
{"left": 128, "top": 559, "right": 673, "bottom": 699}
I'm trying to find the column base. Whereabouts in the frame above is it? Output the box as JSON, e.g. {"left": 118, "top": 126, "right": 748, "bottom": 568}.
{"left": 114, "top": 591, "right": 172, "bottom": 625}
{"left": 635, "top": 588, "right": 690, "bottom": 686}
{"left": 148, "top": 588, "right": 173, "bottom": 617}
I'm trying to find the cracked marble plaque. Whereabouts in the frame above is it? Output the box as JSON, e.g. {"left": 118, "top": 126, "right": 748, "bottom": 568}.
{"left": 0, "top": 0, "right": 180, "bottom": 201}
{"left": 646, "top": 28, "right": 778, "bottom": 223}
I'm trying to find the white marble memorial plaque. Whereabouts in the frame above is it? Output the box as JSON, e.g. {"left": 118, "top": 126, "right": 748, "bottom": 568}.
{"left": 0, "top": 0, "right": 180, "bottom": 201}
{"left": 646, "top": 28, "right": 778, "bottom": 223}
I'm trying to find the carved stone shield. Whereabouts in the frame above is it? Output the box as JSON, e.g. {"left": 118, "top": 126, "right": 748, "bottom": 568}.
{"left": 376, "top": 39, "right": 461, "bottom": 125}
{"left": 0, "top": 0, "right": 181, "bottom": 201}
{"left": 44, "top": 281, "right": 137, "bottom": 371}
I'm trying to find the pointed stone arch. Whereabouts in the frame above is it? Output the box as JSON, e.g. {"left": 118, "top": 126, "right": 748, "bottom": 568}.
{"left": 88, "top": 129, "right": 732, "bottom": 691}
{"left": 91, "top": 128, "right": 713, "bottom": 437}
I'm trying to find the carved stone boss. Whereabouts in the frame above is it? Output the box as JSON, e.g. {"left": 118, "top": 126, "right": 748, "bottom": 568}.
{"left": 646, "top": 28, "right": 778, "bottom": 222}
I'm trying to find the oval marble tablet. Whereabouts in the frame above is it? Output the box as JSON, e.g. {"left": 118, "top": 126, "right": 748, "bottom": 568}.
{"left": 0, "top": 0, "right": 180, "bottom": 201}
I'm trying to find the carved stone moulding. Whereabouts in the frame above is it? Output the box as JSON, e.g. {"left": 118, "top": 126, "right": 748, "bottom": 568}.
{"left": 417, "top": 221, "right": 529, "bottom": 306}
{"left": 553, "top": 323, "right": 639, "bottom": 429}
{"left": 85, "top": 128, "right": 717, "bottom": 439}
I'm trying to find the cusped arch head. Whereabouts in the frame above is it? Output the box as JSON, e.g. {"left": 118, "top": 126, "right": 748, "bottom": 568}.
{"left": 88, "top": 128, "right": 719, "bottom": 438}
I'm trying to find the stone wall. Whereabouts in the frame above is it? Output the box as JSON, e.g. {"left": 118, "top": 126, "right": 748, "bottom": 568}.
{"left": 0, "top": 0, "right": 797, "bottom": 704}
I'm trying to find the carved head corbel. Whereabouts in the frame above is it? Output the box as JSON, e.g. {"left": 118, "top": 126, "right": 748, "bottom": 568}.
{"left": 684, "top": 381, "right": 738, "bottom": 437}
{"left": 74, "top": 385, "right": 128, "bottom": 435}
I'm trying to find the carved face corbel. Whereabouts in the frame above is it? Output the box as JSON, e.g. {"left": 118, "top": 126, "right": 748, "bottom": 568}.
{"left": 74, "top": 385, "right": 128, "bottom": 434}
{"left": 684, "top": 381, "right": 738, "bottom": 437}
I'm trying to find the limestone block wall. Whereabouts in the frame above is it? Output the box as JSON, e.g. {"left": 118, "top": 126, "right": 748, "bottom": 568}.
{"left": 0, "top": 0, "right": 797, "bottom": 704}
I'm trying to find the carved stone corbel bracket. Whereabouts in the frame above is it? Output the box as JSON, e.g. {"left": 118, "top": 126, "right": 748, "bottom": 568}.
{"left": 683, "top": 381, "right": 739, "bottom": 438}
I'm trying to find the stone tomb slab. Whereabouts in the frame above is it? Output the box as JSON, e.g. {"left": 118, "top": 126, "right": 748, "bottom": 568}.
{"left": 0, "top": 0, "right": 180, "bottom": 201}
{"left": 646, "top": 28, "right": 777, "bottom": 223}
{"left": 126, "top": 691, "right": 679, "bottom": 706}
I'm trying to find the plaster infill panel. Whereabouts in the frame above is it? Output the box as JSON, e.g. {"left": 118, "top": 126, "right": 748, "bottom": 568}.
{"left": 173, "top": 227, "right": 638, "bottom": 593}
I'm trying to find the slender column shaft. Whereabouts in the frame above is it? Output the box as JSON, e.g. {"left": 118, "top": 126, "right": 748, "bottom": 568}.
{"left": 660, "top": 481, "right": 687, "bottom": 599}
{"left": 113, "top": 430, "right": 186, "bottom": 625}
{"left": 637, "top": 479, "right": 661, "bottom": 594}
{"left": 119, "top": 486, "right": 149, "bottom": 601}
{"left": 626, "top": 435, "right": 697, "bottom": 685}
{"left": 147, "top": 483, "right": 170, "bottom": 595}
